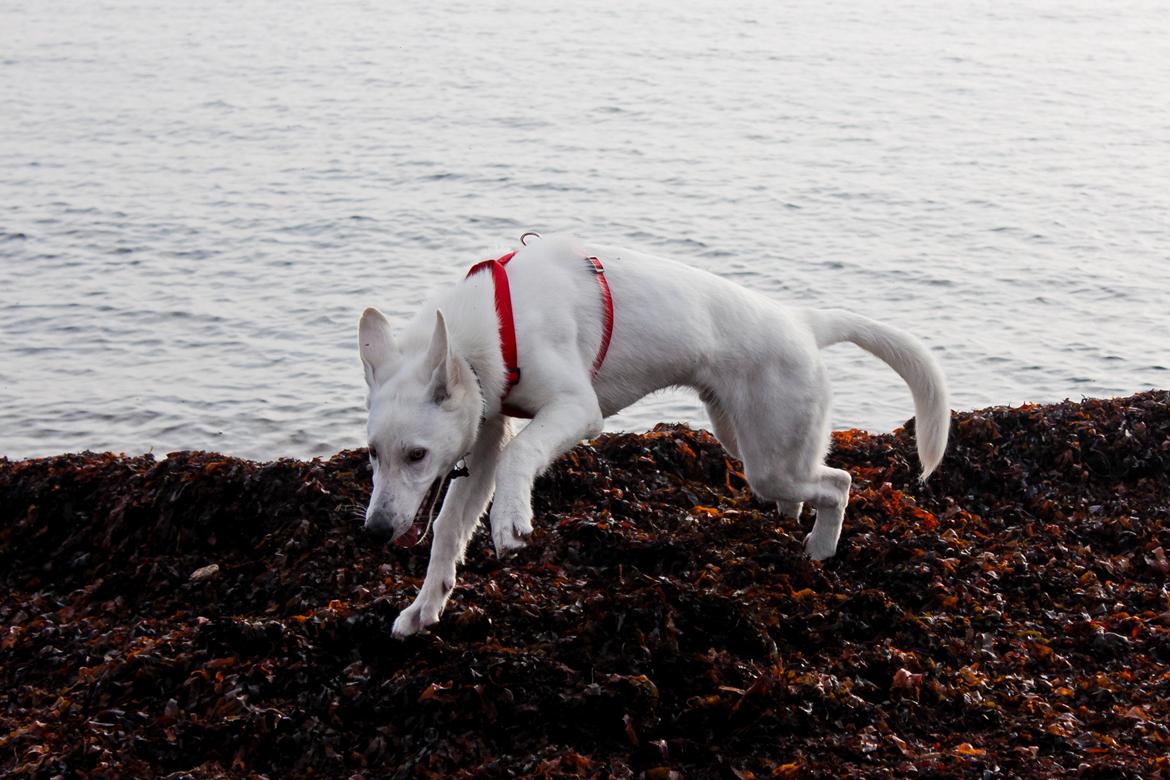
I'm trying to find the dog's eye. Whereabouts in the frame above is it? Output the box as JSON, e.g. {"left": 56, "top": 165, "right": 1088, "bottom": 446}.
{"left": 406, "top": 447, "right": 427, "bottom": 463}
{"left": 368, "top": 445, "right": 378, "bottom": 461}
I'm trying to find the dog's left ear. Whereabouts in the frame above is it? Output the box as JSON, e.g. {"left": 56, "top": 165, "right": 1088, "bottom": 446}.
{"left": 359, "top": 307, "right": 399, "bottom": 389}
{"left": 425, "top": 310, "right": 466, "bottom": 406}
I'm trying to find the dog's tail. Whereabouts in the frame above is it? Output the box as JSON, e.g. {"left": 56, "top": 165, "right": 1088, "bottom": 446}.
{"left": 804, "top": 308, "right": 950, "bottom": 480}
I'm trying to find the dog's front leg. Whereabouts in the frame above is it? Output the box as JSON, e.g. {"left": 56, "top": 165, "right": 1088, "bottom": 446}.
{"left": 392, "top": 416, "right": 510, "bottom": 638}
{"left": 490, "top": 395, "right": 603, "bottom": 555}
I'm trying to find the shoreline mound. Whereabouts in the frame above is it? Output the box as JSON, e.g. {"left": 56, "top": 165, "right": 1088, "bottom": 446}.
{"left": 2, "top": 391, "right": 1169, "bottom": 778}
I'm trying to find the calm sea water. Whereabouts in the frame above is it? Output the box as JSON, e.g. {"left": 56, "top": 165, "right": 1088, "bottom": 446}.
{"left": 2, "top": 0, "right": 1168, "bottom": 460}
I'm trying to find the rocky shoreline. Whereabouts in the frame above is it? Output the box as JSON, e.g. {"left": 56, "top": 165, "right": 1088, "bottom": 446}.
{"left": 2, "top": 392, "right": 1168, "bottom": 778}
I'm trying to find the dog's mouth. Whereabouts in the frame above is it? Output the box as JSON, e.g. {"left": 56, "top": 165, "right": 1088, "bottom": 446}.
{"left": 393, "top": 474, "right": 450, "bottom": 548}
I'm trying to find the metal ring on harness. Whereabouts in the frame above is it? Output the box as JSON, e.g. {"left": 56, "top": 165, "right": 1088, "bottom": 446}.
{"left": 520, "top": 231, "right": 541, "bottom": 246}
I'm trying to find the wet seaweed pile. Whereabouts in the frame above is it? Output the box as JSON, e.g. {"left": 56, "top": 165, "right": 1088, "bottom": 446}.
{"left": 2, "top": 392, "right": 1169, "bottom": 778}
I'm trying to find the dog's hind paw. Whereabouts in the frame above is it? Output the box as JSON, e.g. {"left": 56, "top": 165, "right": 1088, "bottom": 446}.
{"left": 803, "top": 531, "right": 838, "bottom": 562}
{"left": 392, "top": 600, "right": 439, "bottom": 639}
{"left": 777, "top": 501, "right": 804, "bottom": 519}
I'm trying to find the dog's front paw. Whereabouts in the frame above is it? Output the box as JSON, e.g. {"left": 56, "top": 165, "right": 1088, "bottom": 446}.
{"left": 803, "top": 531, "right": 838, "bottom": 562}
{"left": 490, "top": 497, "right": 533, "bottom": 557}
{"left": 391, "top": 599, "right": 440, "bottom": 639}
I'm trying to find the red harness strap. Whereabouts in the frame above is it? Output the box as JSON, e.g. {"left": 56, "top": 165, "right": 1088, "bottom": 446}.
{"left": 585, "top": 255, "right": 615, "bottom": 376}
{"left": 466, "top": 249, "right": 614, "bottom": 419}
{"left": 465, "top": 250, "right": 520, "bottom": 390}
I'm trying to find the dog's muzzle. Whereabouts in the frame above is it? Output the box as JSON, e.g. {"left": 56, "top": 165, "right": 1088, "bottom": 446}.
{"left": 364, "top": 477, "right": 448, "bottom": 547}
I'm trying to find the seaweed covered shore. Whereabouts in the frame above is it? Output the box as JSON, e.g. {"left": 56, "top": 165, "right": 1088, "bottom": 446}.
{"left": 2, "top": 392, "right": 1169, "bottom": 778}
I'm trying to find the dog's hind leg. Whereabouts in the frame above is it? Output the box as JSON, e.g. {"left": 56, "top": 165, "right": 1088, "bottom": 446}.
{"left": 700, "top": 388, "right": 741, "bottom": 460}
{"left": 703, "top": 387, "right": 802, "bottom": 515}
{"left": 797, "top": 466, "right": 851, "bottom": 560}
{"left": 744, "top": 463, "right": 851, "bottom": 559}
{"left": 776, "top": 500, "right": 804, "bottom": 519}
{"left": 392, "top": 416, "right": 511, "bottom": 638}
{"left": 724, "top": 365, "right": 851, "bottom": 560}
{"left": 744, "top": 458, "right": 849, "bottom": 559}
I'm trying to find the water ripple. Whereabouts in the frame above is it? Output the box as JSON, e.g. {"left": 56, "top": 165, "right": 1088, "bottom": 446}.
{"left": 1, "top": 0, "right": 1168, "bottom": 459}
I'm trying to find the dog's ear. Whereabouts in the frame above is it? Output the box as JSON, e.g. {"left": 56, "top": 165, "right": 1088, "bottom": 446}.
{"left": 359, "top": 308, "right": 399, "bottom": 388}
{"left": 425, "top": 310, "right": 465, "bottom": 406}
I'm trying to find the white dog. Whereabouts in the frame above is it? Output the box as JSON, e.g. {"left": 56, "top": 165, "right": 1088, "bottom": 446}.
{"left": 359, "top": 235, "right": 949, "bottom": 638}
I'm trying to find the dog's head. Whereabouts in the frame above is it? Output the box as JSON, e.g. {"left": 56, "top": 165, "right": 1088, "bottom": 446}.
{"left": 358, "top": 307, "right": 483, "bottom": 544}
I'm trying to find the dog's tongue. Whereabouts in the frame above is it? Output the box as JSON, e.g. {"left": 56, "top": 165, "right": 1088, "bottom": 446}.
{"left": 394, "top": 520, "right": 423, "bottom": 548}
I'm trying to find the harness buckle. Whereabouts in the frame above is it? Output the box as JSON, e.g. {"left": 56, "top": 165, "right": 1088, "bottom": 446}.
{"left": 449, "top": 459, "right": 470, "bottom": 480}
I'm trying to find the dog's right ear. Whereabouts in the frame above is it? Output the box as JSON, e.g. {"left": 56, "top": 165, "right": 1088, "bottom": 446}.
{"left": 358, "top": 307, "right": 399, "bottom": 388}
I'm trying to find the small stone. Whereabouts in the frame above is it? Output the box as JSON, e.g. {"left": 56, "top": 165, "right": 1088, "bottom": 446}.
{"left": 189, "top": 563, "right": 220, "bottom": 582}
{"left": 161, "top": 698, "right": 181, "bottom": 723}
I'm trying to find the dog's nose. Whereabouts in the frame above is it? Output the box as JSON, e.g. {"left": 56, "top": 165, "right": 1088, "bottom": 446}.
{"left": 363, "top": 519, "right": 395, "bottom": 538}
{"left": 364, "top": 507, "right": 397, "bottom": 538}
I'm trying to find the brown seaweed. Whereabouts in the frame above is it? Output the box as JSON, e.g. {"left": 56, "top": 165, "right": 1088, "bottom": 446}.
{"left": 1, "top": 391, "right": 1168, "bottom": 778}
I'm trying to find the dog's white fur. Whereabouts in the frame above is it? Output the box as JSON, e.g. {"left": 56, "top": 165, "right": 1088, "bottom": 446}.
{"left": 359, "top": 235, "right": 949, "bottom": 638}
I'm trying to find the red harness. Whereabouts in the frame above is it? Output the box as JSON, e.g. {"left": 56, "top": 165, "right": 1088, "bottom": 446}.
{"left": 465, "top": 249, "right": 614, "bottom": 419}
